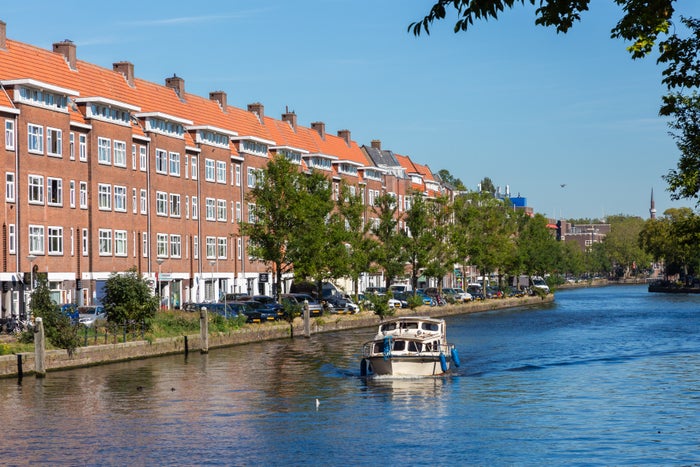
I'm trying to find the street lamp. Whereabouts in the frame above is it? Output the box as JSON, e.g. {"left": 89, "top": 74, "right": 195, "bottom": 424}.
{"left": 157, "top": 258, "right": 165, "bottom": 310}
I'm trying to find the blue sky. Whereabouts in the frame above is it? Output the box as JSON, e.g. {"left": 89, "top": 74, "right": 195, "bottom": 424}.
{"left": 3, "top": 1, "right": 698, "bottom": 219}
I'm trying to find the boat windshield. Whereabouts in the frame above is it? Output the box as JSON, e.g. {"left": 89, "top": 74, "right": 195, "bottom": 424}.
{"left": 421, "top": 322, "right": 439, "bottom": 331}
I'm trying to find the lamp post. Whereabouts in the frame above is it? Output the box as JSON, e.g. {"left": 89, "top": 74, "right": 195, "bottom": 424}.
{"left": 26, "top": 254, "right": 36, "bottom": 320}
{"left": 157, "top": 258, "right": 165, "bottom": 310}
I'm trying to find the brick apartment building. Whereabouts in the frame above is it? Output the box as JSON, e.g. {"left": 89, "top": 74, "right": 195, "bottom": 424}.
{"left": 0, "top": 20, "right": 452, "bottom": 318}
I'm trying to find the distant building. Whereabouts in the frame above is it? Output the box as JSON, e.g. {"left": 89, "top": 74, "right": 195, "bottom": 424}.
{"left": 561, "top": 221, "right": 610, "bottom": 251}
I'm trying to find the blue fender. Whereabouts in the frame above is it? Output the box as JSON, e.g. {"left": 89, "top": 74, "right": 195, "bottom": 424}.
{"left": 440, "top": 352, "right": 447, "bottom": 372}
{"left": 451, "top": 348, "right": 461, "bottom": 368}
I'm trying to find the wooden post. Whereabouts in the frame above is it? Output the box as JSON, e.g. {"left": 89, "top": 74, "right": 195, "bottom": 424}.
{"left": 303, "top": 299, "right": 310, "bottom": 338}
{"left": 34, "top": 317, "right": 46, "bottom": 378}
{"left": 184, "top": 335, "right": 189, "bottom": 356}
{"left": 200, "top": 307, "right": 209, "bottom": 354}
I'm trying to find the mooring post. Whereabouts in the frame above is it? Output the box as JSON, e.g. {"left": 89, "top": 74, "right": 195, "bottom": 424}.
{"left": 17, "top": 354, "right": 23, "bottom": 380}
{"left": 303, "top": 300, "right": 310, "bottom": 338}
{"left": 184, "top": 335, "right": 189, "bottom": 356}
{"left": 200, "top": 307, "right": 209, "bottom": 354}
{"left": 34, "top": 317, "right": 46, "bottom": 378}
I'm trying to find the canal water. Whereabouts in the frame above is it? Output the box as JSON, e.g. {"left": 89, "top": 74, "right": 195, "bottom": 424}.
{"left": 1, "top": 285, "right": 698, "bottom": 466}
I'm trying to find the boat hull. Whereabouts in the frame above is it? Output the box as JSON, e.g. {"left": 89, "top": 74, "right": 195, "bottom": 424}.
{"left": 363, "top": 354, "right": 450, "bottom": 377}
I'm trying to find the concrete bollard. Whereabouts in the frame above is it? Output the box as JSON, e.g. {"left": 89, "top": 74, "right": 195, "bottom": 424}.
{"left": 303, "top": 300, "right": 310, "bottom": 338}
{"left": 34, "top": 317, "right": 46, "bottom": 378}
{"left": 200, "top": 307, "right": 209, "bottom": 354}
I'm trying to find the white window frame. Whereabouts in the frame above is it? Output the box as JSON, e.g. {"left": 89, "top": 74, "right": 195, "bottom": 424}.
{"left": 8, "top": 224, "right": 16, "bottom": 254}
{"left": 28, "top": 175, "right": 44, "bottom": 204}
{"left": 114, "top": 230, "right": 127, "bottom": 257}
{"left": 98, "top": 184, "right": 112, "bottom": 210}
{"left": 170, "top": 193, "right": 181, "bottom": 217}
{"left": 46, "top": 127, "right": 62, "bottom": 157}
{"left": 169, "top": 152, "right": 181, "bottom": 176}
{"left": 217, "top": 199, "right": 227, "bottom": 222}
{"left": 29, "top": 225, "right": 45, "bottom": 255}
{"left": 4, "top": 120, "right": 15, "bottom": 150}
{"left": 191, "top": 156, "right": 198, "bottom": 180}
{"left": 82, "top": 228, "right": 89, "bottom": 256}
{"left": 98, "top": 137, "right": 111, "bottom": 164}
{"left": 205, "top": 159, "right": 215, "bottom": 182}
{"left": 113, "top": 140, "right": 127, "bottom": 167}
{"left": 205, "top": 198, "right": 216, "bottom": 221}
{"left": 80, "top": 182, "right": 88, "bottom": 209}
{"left": 5, "top": 172, "right": 15, "bottom": 202}
{"left": 47, "top": 177, "right": 63, "bottom": 206}
{"left": 155, "top": 148, "right": 168, "bottom": 174}
{"left": 156, "top": 191, "right": 168, "bottom": 216}
{"left": 47, "top": 226, "right": 63, "bottom": 255}
{"left": 140, "top": 189, "right": 148, "bottom": 214}
{"left": 216, "top": 160, "right": 226, "bottom": 183}
{"left": 191, "top": 196, "right": 198, "bottom": 220}
{"left": 140, "top": 146, "right": 147, "bottom": 171}
{"left": 27, "top": 123, "right": 43, "bottom": 154}
{"left": 98, "top": 229, "right": 112, "bottom": 256}
{"left": 157, "top": 233, "right": 168, "bottom": 258}
{"left": 170, "top": 234, "right": 182, "bottom": 258}
{"left": 114, "top": 185, "right": 127, "bottom": 212}
{"left": 79, "top": 134, "right": 87, "bottom": 161}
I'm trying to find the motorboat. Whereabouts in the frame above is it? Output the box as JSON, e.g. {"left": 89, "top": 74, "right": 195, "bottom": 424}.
{"left": 360, "top": 316, "right": 460, "bottom": 377}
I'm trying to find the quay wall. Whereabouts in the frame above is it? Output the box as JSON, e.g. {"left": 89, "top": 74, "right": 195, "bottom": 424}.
{"left": 0, "top": 294, "right": 553, "bottom": 378}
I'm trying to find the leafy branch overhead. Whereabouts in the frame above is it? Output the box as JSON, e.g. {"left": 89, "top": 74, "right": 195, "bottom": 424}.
{"left": 410, "top": 1, "right": 700, "bottom": 203}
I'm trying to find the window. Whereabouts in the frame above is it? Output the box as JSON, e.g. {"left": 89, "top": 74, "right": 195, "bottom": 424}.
{"left": 4, "top": 120, "right": 15, "bottom": 150}
{"left": 80, "top": 182, "right": 88, "bottom": 209}
{"left": 169, "top": 152, "right": 180, "bottom": 176}
{"left": 47, "top": 177, "right": 62, "bottom": 206}
{"left": 140, "top": 189, "right": 147, "bottom": 214}
{"left": 216, "top": 161, "right": 226, "bottom": 183}
{"left": 47, "top": 128, "right": 62, "bottom": 157}
{"left": 29, "top": 225, "right": 45, "bottom": 254}
{"left": 87, "top": 103, "right": 130, "bottom": 125}
{"left": 98, "top": 184, "right": 112, "bottom": 210}
{"left": 69, "top": 133, "right": 75, "bottom": 160}
{"left": 98, "top": 229, "right": 112, "bottom": 255}
{"left": 205, "top": 198, "right": 216, "bottom": 220}
{"left": 142, "top": 232, "right": 148, "bottom": 258}
{"left": 170, "top": 193, "right": 181, "bottom": 217}
{"left": 113, "top": 140, "right": 127, "bottom": 167}
{"left": 70, "top": 181, "right": 76, "bottom": 208}
{"left": 27, "top": 124, "right": 43, "bottom": 154}
{"left": 235, "top": 164, "right": 241, "bottom": 186}
{"left": 247, "top": 167, "right": 257, "bottom": 188}
{"left": 237, "top": 237, "right": 242, "bottom": 260}
{"left": 156, "top": 191, "right": 167, "bottom": 216}
{"left": 155, "top": 149, "right": 167, "bottom": 174}
{"left": 132, "top": 188, "right": 137, "bottom": 214}
{"left": 114, "top": 186, "right": 127, "bottom": 212}
{"left": 217, "top": 199, "right": 227, "bottom": 221}
{"left": 206, "top": 237, "right": 216, "bottom": 259}
{"left": 98, "top": 137, "right": 111, "bottom": 164}
{"left": 140, "top": 146, "right": 147, "bottom": 171}
{"left": 82, "top": 228, "right": 88, "bottom": 256}
{"left": 48, "top": 227, "right": 63, "bottom": 255}
{"left": 5, "top": 172, "right": 15, "bottom": 202}
{"left": 132, "top": 144, "right": 137, "bottom": 170}
{"left": 79, "top": 134, "right": 87, "bottom": 161}
{"left": 170, "top": 235, "right": 182, "bottom": 258}
{"left": 236, "top": 202, "right": 242, "bottom": 222}
{"left": 114, "top": 230, "right": 127, "bottom": 256}
{"left": 193, "top": 235, "right": 199, "bottom": 260}
{"left": 191, "top": 156, "right": 198, "bottom": 180}
{"left": 28, "top": 175, "right": 44, "bottom": 204}
{"left": 157, "top": 233, "right": 168, "bottom": 257}
{"left": 205, "top": 159, "right": 215, "bottom": 181}
{"left": 191, "top": 196, "right": 198, "bottom": 220}
{"left": 8, "top": 224, "right": 16, "bottom": 254}
{"left": 217, "top": 237, "right": 227, "bottom": 259}
{"left": 248, "top": 203, "right": 256, "bottom": 223}
{"left": 185, "top": 196, "right": 189, "bottom": 219}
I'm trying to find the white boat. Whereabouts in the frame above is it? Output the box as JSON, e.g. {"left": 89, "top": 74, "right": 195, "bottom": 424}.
{"left": 360, "top": 316, "right": 460, "bottom": 377}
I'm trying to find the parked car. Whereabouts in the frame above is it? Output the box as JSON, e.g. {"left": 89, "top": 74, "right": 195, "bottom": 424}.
{"left": 77, "top": 305, "right": 106, "bottom": 327}
{"left": 281, "top": 294, "right": 324, "bottom": 317}
{"left": 466, "top": 284, "right": 485, "bottom": 300}
{"left": 414, "top": 291, "right": 436, "bottom": 306}
{"left": 61, "top": 304, "right": 79, "bottom": 323}
{"left": 251, "top": 295, "right": 284, "bottom": 319}
{"left": 444, "top": 288, "right": 472, "bottom": 302}
{"left": 392, "top": 292, "right": 409, "bottom": 308}
{"left": 241, "top": 300, "right": 277, "bottom": 322}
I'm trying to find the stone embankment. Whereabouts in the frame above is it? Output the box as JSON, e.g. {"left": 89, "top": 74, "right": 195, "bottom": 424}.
{"left": 0, "top": 294, "right": 553, "bottom": 378}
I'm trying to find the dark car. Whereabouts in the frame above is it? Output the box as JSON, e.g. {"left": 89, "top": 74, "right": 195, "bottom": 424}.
{"left": 243, "top": 300, "right": 277, "bottom": 322}
{"left": 251, "top": 295, "right": 284, "bottom": 319}
{"left": 282, "top": 293, "right": 323, "bottom": 317}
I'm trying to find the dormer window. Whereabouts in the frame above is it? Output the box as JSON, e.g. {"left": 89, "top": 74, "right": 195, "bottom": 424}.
{"left": 280, "top": 149, "right": 302, "bottom": 164}
{"left": 189, "top": 125, "right": 237, "bottom": 149}
{"left": 364, "top": 168, "right": 382, "bottom": 181}
{"left": 135, "top": 112, "right": 191, "bottom": 139}
{"left": 411, "top": 175, "right": 423, "bottom": 184}
{"left": 337, "top": 163, "right": 358, "bottom": 176}
{"left": 75, "top": 97, "right": 140, "bottom": 127}
{"left": 241, "top": 140, "right": 268, "bottom": 156}
{"left": 1, "top": 79, "right": 79, "bottom": 113}
{"left": 18, "top": 87, "right": 68, "bottom": 110}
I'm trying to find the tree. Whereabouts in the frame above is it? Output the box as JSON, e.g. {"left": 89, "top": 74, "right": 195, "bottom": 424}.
{"left": 336, "top": 184, "right": 378, "bottom": 300}
{"left": 371, "top": 193, "right": 408, "bottom": 290}
{"left": 603, "top": 215, "right": 651, "bottom": 278}
{"left": 404, "top": 192, "right": 434, "bottom": 294}
{"left": 640, "top": 207, "right": 700, "bottom": 278}
{"left": 27, "top": 274, "right": 81, "bottom": 355}
{"left": 479, "top": 177, "right": 496, "bottom": 196}
{"left": 241, "top": 155, "right": 305, "bottom": 300}
{"left": 411, "top": 2, "right": 700, "bottom": 203}
{"left": 517, "top": 213, "right": 560, "bottom": 278}
{"left": 437, "top": 169, "right": 466, "bottom": 190}
{"left": 103, "top": 267, "right": 158, "bottom": 330}
{"left": 423, "top": 195, "right": 457, "bottom": 291}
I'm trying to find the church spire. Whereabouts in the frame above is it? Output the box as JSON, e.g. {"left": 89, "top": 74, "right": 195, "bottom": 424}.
{"left": 650, "top": 188, "right": 656, "bottom": 220}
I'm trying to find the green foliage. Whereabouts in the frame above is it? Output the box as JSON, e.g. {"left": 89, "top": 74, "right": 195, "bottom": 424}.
{"left": 26, "top": 275, "right": 81, "bottom": 355}
{"left": 371, "top": 193, "right": 409, "bottom": 289}
{"left": 365, "top": 293, "right": 394, "bottom": 320}
{"left": 639, "top": 207, "right": 700, "bottom": 277}
{"left": 407, "top": 294, "right": 425, "bottom": 310}
{"left": 103, "top": 267, "right": 159, "bottom": 331}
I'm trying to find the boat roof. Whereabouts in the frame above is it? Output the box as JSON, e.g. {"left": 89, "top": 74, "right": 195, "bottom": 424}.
{"left": 380, "top": 316, "right": 444, "bottom": 324}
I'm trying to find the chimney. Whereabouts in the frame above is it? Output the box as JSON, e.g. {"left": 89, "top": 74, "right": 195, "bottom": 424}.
{"left": 165, "top": 74, "right": 185, "bottom": 99}
{"left": 209, "top": 91, "right": 227, "bottom": 111}
{"left": 247, "top": 102, "right": 264, "bottom": 122}
{"left": 113, "top": 61, "right": 135, "bottom": 87}
{"left": 311, "top": 122, "right": 326, "bottom": 138}
{"left": 53, "top": 40, "right": 77, "bottom": 70}
{"left": 338, "top": 129, "right": 351, "bottom": 145}
{"left": 282, "top": 108, "right": 297, "bottom": 129}
{"left": 371, "top": 139, "right": 381, "bottom": 150}
{"left": 0, "top": 20, "right": 6, "bottom": 50}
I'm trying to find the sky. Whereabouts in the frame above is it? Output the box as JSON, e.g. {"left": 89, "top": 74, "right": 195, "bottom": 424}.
{"left": 3, "top": 0, "right": 699, "bottom": 220}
